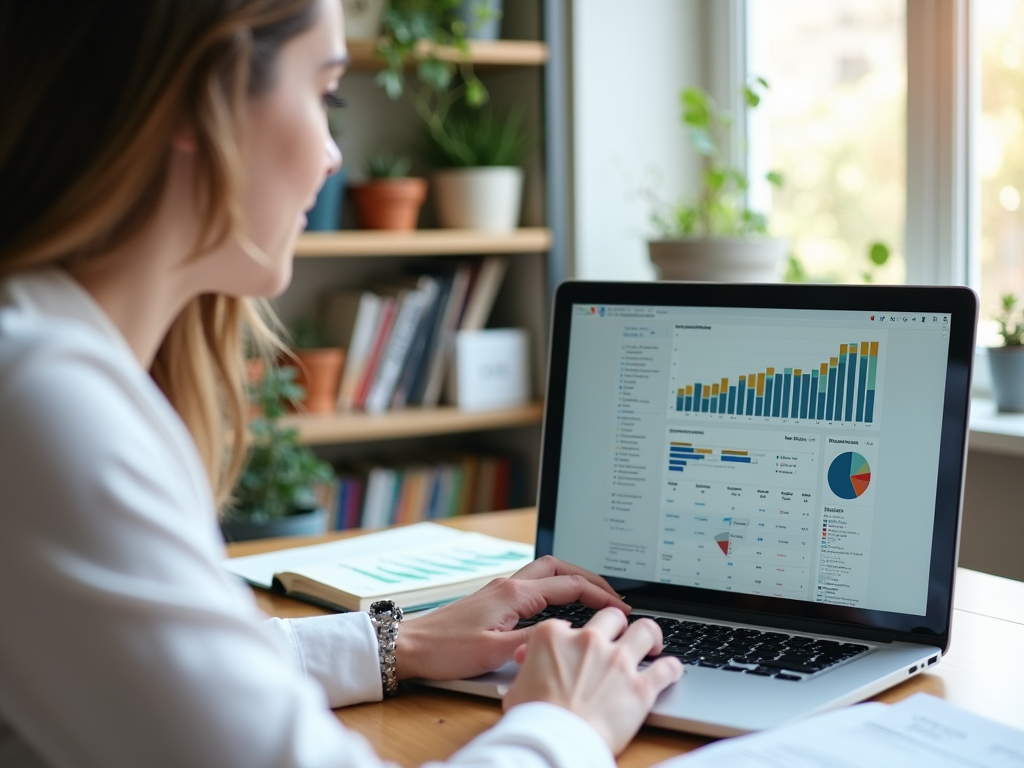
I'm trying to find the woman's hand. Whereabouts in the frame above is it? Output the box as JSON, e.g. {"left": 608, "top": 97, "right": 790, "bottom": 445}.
{"left": 395, "top": 555, "right": 630, "bottom": 682}
{"left": 503, "top": 608, "right": 684, "bottom": 755}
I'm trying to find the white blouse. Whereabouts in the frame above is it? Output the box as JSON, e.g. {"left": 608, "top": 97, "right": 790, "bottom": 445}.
{"left": 0, "top": 269, "right": 616, "bottom": 768}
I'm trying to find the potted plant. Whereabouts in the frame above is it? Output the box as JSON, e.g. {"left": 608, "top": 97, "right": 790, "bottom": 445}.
{"left": 222, "top": 367, "right": 336, "bottom": 542}
{"left": 647, "top": 78, "right": 788, "bottom": 282}
{"left": 424, "top": 106, "right": 532, "bottom": 231}
{"left": 349, "top": 153, "right": 428, "bottom": 231}
{"left": 290, "top": 317, "right": 345, "bottom": 414}
{"left": 306, "top": 108, "right": 347, "bottom": 231}
{"left": 988, "top": 293, "right": 1024, "bottom": 412}
{"left": 342, "top": 0, "right": 387, "bottom": 40}
{"left": 454, "top": 0, "right": 503, "bottom": 41}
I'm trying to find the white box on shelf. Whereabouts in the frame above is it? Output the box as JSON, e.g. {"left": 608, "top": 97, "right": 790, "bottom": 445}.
{"left": 448, "top": 329, "right": 530, "bottom": 411}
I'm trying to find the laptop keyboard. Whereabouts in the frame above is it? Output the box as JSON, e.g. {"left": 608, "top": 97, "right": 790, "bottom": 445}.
{"left": 515, "top": 604, "right": 869, "bottom": 681}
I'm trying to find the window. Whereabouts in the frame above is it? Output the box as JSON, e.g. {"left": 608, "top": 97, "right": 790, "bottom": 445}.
{"left": 749, "top": 0, "right": 907, "bottom": 284}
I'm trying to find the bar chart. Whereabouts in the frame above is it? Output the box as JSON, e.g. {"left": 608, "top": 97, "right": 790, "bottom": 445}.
{"left": 672, "top": 340, "right": 882, "bottom": 426}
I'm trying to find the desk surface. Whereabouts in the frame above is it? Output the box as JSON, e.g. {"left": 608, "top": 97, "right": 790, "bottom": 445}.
{"left": 228, "top": 509, "right": 1024, "bottom": 768}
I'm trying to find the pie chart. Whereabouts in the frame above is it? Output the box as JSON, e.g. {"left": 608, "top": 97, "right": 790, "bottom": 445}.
{"left": 828, "top": 452, "right": 871, "bottom": 499}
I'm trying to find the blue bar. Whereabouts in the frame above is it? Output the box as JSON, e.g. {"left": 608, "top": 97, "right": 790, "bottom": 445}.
{"left": 846, "top": 349, "right": 858, "bottom": 421}
{"left": 710, "top": 398, "right": 718, "bottom": 414}
{"left": 866, "top": 390, "right": 876, "bottom": 423}
{"left": 857, "top": 357, "right": 868, "bottom": 421}
{"left": 686, "top": 454, "right": 707, "bottom": 460}
{"left": 721, "top": 455, "right": 752, "bottom": 463}
{"left": 755, "top": 395, "right": 764, "bottom": 417}
{"left": 746, "top": 389, "right": 755, "bottom": 415}
{"left": 701, "top": 396, "right": 710, "bottom": 413}
{"left": 800, "top": 374, "right": 811, "bottom": 419}
{"left": 669, "top": 466, "right": 685, "bottom": 472}
{"left": 817, "top": 391, "right": 826, "bottom": 420}
{"left": 718, "top": 391, "right": 728, "bottom": 413}
{"left": 791, "top": 375, "right": 801, "bottom": 418}
{"left": 676, "top": 396, "right": 684, "bottom": 411}
{"left": 685, "top": 396, "right": 693, "bottom": 411}
{"left": 782, "top": 373, "right": 792, "bottom": 419}
{"left": 772, "top": 373, "right": 783, "bottom": 417}
{"left": 727, "top": 386, "right": 737, "bottom": 414}
{"left": 836, "top": 358, "right": 846, "bottom": 421}
{"left": 669, "top": 460, "right": 688, "bottom": 466}
{"left": 694, "top": 381, "right": 703, "bottom": 413}
{"left": 764, "top": 378, "right": 774, "bottom": 416}
{"left": 670, "top": 446, "right": 695, "bottom": 453}
{"left": 826, "top": 367, "right": 837, "bottom": 421}
{"left": 737, "top": 379, "right": 747, "bottom": 412}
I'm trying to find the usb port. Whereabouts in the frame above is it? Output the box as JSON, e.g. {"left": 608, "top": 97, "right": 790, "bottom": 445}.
{"left": 908, "top": 665, "right": 917, "bottom": 674}
{"left": 928, "top": 656, "right": 938, "bottom": 665}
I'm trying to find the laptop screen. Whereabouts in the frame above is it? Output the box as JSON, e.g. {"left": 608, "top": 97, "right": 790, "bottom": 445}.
{"left": 537, "top": 283, "right": 977, "bottom": 644}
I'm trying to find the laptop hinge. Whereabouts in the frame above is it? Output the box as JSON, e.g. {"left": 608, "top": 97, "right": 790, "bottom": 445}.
{"left": 627, "top": 599, "right": 900, "bottom": 644}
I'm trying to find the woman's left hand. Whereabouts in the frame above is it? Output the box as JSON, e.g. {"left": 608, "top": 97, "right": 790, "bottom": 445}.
{"left": 394, "top": 555, "right": 630, "bottom": 682}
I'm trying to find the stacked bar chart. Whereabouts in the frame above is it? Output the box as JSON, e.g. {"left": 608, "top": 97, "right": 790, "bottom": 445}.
{"left": 668, "top": 442, "right": 753, "bottom": 473}
{"left": 673, "top": 340, "right": 881, "bottom": 425}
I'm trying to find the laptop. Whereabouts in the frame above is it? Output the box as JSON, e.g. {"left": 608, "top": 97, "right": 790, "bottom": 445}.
{"left": 424, "top": 280, "right": 978, "bottom": 737}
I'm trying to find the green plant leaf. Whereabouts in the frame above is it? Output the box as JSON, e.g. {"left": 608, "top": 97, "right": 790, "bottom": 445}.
{"left": 743, "top": 87, "right": 761, "bottom": 108}
{"left": 376, "top": 69, "right": 404, "bottom": 100}
{"left": 680, "top": 88, "right": 711, "bottom": 127}
{"left": 687, "top": 127, "right": 716, "bottom": 157}
{"left": 868, "top": 241, "right": 890, "bottom": 266}
{"left": 766, "top": 170, "right": 785, "bottom": 187}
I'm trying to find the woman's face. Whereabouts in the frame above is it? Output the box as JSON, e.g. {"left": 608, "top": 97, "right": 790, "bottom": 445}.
{"left": 204, "top": 0, "right": 347, "bottom": 298}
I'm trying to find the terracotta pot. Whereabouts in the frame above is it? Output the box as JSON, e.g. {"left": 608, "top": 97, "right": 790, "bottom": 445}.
{"left": 648, "top": 238, "right": 789, "bottom": 283}
{"left": 293, "top": 348, "right": 345, "bottom": 413}
{"left": 350, "top": 177, "right": 427, "bottom": 231}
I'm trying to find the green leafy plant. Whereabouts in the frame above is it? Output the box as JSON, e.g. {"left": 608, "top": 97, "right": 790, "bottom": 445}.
{"left": 995, "top": 293, "right": 1024, "bottom": 347}
{"left": 290, "top": 317, "right": 328, "bottom": 350}
{"left": 226, "top": 366, "right": 334, "bottom": 523}
{"left": 784, "top": 240, "right": 892, "bottom": 284}
{"left": 365, "top": 152, "right": 414, "bottom": 178}
{"left": 375, "top": 0, "right": 489, "bottom": 162}
{"left": 423, "top": 106, "right": 533, "bottom": 168}
{"left": 651, "top": 78, "right": 783, "bottom": 238}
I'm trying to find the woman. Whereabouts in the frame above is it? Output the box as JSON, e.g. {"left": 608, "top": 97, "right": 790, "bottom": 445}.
{"left": 0, "top": 2, "right": 683, "bottom": 767}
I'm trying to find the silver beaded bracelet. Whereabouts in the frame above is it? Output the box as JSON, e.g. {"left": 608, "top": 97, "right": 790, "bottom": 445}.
{"left": 369, "top": 600, "right": 403, "bottom": 697}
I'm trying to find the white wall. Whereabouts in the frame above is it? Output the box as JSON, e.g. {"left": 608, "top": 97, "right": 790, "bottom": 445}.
{"left": 570, "top": 0, "right": 705, "bottom": 280}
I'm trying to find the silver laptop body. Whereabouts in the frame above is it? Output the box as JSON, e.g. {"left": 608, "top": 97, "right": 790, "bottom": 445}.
{"left": 422, "top": 281, "right": 977, "bottom": 737}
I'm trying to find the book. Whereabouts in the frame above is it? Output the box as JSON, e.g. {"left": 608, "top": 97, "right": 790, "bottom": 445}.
{"left": 352, "top": 295, "right": 396, "bottom": 410}
{"left": 459, "top": 255, "right": 508, "bottom": 332}
{"left": 365, "top": 277, "right": 438, "bottom": 414}
{"left": 332, "top": 292, "right": 382, "bottom": 411}
{"left": 393, "top": 273, "right": 453, "bottom": 409}
{"left": 420, "top": 263, "right": 475, "bottom": 407}
{"left": 223, "top": 522, "right": 535, "bottom": 612}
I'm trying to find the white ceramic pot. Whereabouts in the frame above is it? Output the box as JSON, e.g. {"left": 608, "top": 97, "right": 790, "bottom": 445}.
{"left": 342, "top": 0, "right": 386, "bottom": 39}
{"left": 432, "top": 166, "right": 524, "bottom": 231}
{"left": 988, "top": 346, "right": 1024, "bottom": 412}
{"left": 648, "top": 238, "right": 789, "bottom": 283}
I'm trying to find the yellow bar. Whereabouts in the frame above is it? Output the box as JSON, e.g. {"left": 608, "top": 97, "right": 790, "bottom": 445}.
{"left": 794, "top": 368, "right": 802, "bottom": 377}
{"left": 830, "top": 357, "right": 838, "bottom": 368}
{"left": 721, "top": 449, "right": 749, "bottom": 456}
{"left": 703, "top": 385, "right": 711, "bottom": 398}
{"left": 685, "top": 385, "right": 693, "bottom": 395}
{"left": 678, "top": 388, "right": 686, "bottom": 397}
{"left": 861, "top": 341, "right": 869, "bottom": 355}
{"left": 766, "top": 367, "right": 775, "bottom": 377}
{"left": 820, "top": 363, "right": 828, "bottom": 375}
{"left": 840, "top": 343, "right": 848, "bottom": 355}
{"left": 739, "top": 375, "right": 746, "bottom": 383}
{"left": 695, "top": 448, "right": 713, "bottom": 455}
{"left": 711, "top": 383, "right": 720, "bottom": 396}
{"left": 870, "top": 341, "right": 879, "bottom": 356}
{"left": 756, "top": 373, "right": 765, "bottom": 396}
{"left": 670, "top": 441, "right": 692, "bottom": 446}
{"left": 720, "top": 377, "right": 729, "bottom": 391}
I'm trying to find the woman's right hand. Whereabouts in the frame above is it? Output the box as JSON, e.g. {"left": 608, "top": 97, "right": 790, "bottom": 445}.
{"left": 502, "top": 608, "right": 685, "bottom": 755}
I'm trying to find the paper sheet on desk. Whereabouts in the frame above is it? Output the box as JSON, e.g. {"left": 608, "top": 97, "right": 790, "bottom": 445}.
{"left": 661, "top": 694, "right": 1024, "bottom": 768}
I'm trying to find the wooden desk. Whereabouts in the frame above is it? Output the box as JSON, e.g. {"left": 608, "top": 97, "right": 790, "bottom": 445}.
{"left": 228, "top": 509, "right": 1024, "bottom": 767}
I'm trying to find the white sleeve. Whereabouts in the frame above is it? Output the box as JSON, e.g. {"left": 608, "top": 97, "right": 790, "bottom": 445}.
{"left": 0, "top": 327, "right": 616, "bottom": 768}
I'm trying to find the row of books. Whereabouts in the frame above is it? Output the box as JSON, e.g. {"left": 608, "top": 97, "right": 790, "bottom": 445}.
{"left": 315, "top": 454, "right": 529, "bottom": 530}
{"left": 322, "top": 256, "right": 509, "bottom": 413}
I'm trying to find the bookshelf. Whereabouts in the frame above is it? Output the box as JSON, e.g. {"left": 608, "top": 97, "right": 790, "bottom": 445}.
{"left": 295, "top": 228, "right": 552, "bottom": 258}
{"left": 274, "top": 2, "right": 569, "bottom": 520}
{"left": 282, "top": 402, "right": 544, "bottom": 445}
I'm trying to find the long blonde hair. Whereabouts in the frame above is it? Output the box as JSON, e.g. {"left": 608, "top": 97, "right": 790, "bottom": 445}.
{"left": 0, "top": 0, "right": 316, "bottom": 508}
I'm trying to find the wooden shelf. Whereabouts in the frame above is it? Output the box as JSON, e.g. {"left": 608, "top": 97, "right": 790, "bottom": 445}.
{"left": 282, "top": 402, "right": 545, "bottom": 445}
{"left": 346, "top": 39, "right": 548, "bottom": 68}
{"left": 295, "top": 228, "right": 552, "bottom": 258}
